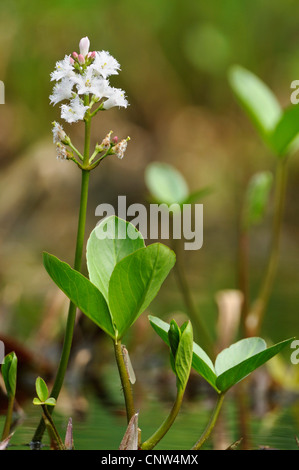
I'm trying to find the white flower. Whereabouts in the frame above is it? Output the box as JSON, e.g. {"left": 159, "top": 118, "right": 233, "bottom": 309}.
{"left": 79, "top": 37, "right": 90, "bottom": 57}
{"left": 91, "top": 51, "right": 120, "bottom": 79}
{"left": 73, "top": 67, "right": 110, "bottom": 100}
{"left": 60, "top": 96, "right": 89, "bottom": 123}
{"left": 103, "top": 87, "right": 128, "bottom": 110}
{"left": 52, "top": 121, "right": 68, "bottom": 143}
{"left": 51, "top": 55, "right": 76, "bottom": 82}
{"left": 50, "top": 77, "right": 75, "bottom": 105}
{"left": 49, "top": 39, "right": 129, "bottom": 122}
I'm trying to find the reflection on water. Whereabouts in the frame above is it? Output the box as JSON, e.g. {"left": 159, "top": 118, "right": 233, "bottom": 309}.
{"left": 3, "top": 388, "right": 299, "bottom": 450}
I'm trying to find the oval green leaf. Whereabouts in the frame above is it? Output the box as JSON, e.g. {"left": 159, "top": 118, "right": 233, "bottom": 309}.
{"left": 33, "top": 397, "right": 43, "bottom": 406}
{"left": 44, "top": 397, "right": 57, "bottom": 407}
{"left": 168, "top": 320, "right": 181, "bottom": 358}
{"left": 87, "top": 216, "right": 145, "bottom": 303}
{"left": 35, "top": 377, "right": 49, "bottom": 403}
{"left": 1, "top": 352, "right": 17, "bottom": 398}
{"left": 109, "top": 244, "right": 176, "bottom": 339}
{"left": 175, "top": 321, "right": 193, "bottom": 390}
{"left": 215, "top": 337, "right": 294, "bottom": 392}
{"left": 271, "top": 104, "right": 299, "bottom": 157}
{"left": 228, "top": 65, "right": 282, "bottom": 144}
{"left": 145, "top": 162, "right": 189, "bottom": 206}
{"left": 43, "top": 252, "right": 115, "bottom": 339}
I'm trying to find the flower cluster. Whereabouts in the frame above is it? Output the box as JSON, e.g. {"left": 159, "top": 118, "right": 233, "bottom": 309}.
{"left": 50, "top": 37, "right": 128, "bottom": 123}
{"left": 50, "top": 37, "right": 130, "bottom": 166}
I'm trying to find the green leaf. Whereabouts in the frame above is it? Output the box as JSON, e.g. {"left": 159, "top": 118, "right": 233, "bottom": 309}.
{"left": 215, "top": 337, "right": 267, "bottom": 377}
{"left": 33, "top": 397, "right": 43, "bottom": 406}
{"left": 168, "top": 320, "right": 181, "bottom": 358}
{"left": 1, "top": 352, "right": 17, "bottom": 398}
{"left": 215, "top": 337, "right": 294, "bottom": 392}
{"left": 86, "top": 216, "right": 145, "bottom": 303}
{"left": 149, "top": 316, "right": 293, "bottom": 394}
{"left": 148, "top": 315, "right": 218, "bottom": 392}
{"left": 271, "top": 104, "right": 299, "bottom": 157}
{"left": 35, "top": 377, "right": 49, "bottom": 402}
{"left": 43, "top": 252, "right": 115, "bottom": 339}
{"left": 175, "top": 321, "right": 193, "bottom": 390}
{"left": 191, "top": 342, "right": 218, "bottom": 392}
{"left": 109, "top": 244, "right": 176, "bottom": 339}
{"left": 242, "top": 171, "right": 273, "bottom": 229}
{"left": 228, "top": 65, "right": 282, "bottom": 144}
{"left": 44, "top": 397, "right": 57, "bottom": 407}
{"left": 145, "top": 162, "right": 189, "bottom": 206}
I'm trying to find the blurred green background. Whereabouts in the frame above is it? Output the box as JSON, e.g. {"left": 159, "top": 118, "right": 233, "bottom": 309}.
{"left": 0, "top": 0, "right": 299, "bottom": 449}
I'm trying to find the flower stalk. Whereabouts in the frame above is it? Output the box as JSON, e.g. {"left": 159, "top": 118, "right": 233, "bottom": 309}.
{"left": 32, "top": 36, "right": 130, "bottom": 445}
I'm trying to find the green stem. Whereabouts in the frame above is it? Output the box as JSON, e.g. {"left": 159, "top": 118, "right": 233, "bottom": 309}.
{"left": 238, "top": 228, "right": 250, "bottom": 336}
{"left": 173, "top": 238, "right": 213, "bottom": 359}
{"left": 68, "top": 141, "right": 84, "bottom": 161}
{"left": 191, "top": 392, "right": 225, "bottom": 450}
{"left": 90, "top": 103, "right": 104, "bottom": 118}
{"left": 32, "top": 113, "right": 92, "bottom": 444}
{"left": 41, "top": 405, "right": 65, "bottom": 450}
{"left": 247, "top": 157, "right": 288, "bottom": 336}
{"left": 1, "top": 395, "right": 14, "bottom": 441}
{"left": 141, "top": 387, "right": 185, "bottom": 450}
{"left": 113, "top": 339, "right": 136, "bottom": 423}
{"left": 50, "top": 170, "right": 90, "bottom": 400}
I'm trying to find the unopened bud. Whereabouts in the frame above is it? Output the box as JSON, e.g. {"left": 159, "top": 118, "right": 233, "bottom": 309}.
{"left": 72, "top": 52, "right": 78, "bottom": 59}
{"left": 79, "top": 36, "right": 90, "bottom": 57}
{"left": 78, "top": 54, "right": 85, "bottom": 65}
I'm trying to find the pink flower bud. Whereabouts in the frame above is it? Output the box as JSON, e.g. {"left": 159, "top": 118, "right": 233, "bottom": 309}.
{"left": 72, "top": 52, "right": 78, "bottom": 59}
{"left": 78, "top": 54, "right": 85, "bottom": 64}
{"left": 112, "top": 136, "right": 119, "bottom": 144}
{"left": 69, "top": 57, "right": 75, "bottom": 65}
{"left": 90, "top": 51, "right": 96, "bottom": 59}
{"left": 79, "top": 36, "right": 90, "bottom": 57}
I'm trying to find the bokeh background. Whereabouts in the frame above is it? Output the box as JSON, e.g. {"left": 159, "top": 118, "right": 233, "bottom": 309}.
{"left": 0, "top": 0, "right": 299, "bottom": 450}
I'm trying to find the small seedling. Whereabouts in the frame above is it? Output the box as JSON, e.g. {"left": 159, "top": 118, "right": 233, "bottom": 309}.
{"left": 1, "top": 352, "right": 17, "bottom": 441}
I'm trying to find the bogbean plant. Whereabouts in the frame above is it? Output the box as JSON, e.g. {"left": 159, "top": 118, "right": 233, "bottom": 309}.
{"left": 228, "top": 65, "right": 299, "bottom": 337}
{"left": 0, "top": 39, "right": 297, "bottom": 450}
{"left": 1, "top": 352, "right": 17, "bottom": 443}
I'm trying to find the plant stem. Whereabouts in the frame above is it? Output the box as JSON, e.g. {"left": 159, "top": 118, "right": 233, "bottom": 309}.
{"left": 238, "top": 228, "right": 250, "bottom": 336}
{"left": 32, "top": 114, "right": 92, "bottom": 444}
{"left": 246, "top": 157, "right": 288, "bottom": 336}
{"left": 141, "top": 387, "right": 185, "bottom": 450}
{"left": 172, "top": 238, "right": 213, "bottom": 358}
{"left": 1, "top": 395, "right": 14, "bottom": 441}
{"left": 113, "top": 339, "right": 136, "bottom": 423}
{"left": 191, "top": 392, "right": 225, "bottom": 450}
{"left": 41, "top": 405, "right": 65, "bottom": 450}
{"left": 50, "top": 170, "right": 90, "bottom": 401}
